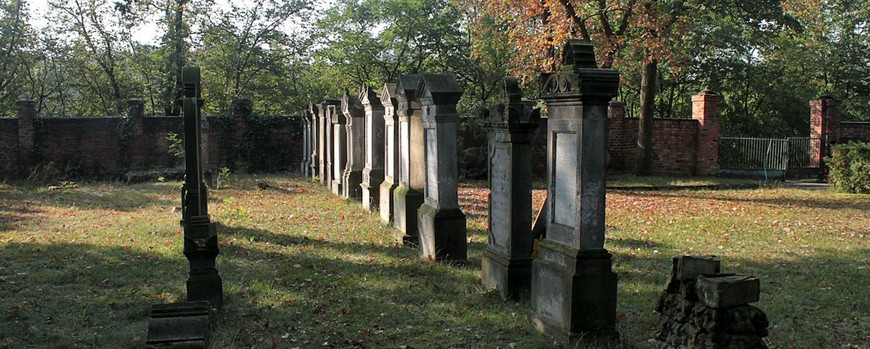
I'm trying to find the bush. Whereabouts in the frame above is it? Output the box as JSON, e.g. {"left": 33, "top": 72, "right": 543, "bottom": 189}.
{"left": 826, "top": 142, "right": 870, "bottom": 193}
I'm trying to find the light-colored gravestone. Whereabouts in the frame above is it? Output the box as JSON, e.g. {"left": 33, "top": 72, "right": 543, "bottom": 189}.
{"left": 330, "top": 103, "right": 347, "bottom": 195}
{"left": 319, "top": 99, "right": 340, "bottom": 185}
{"left": 308, "top": 102, "right": 320, "bottom": 180}
{"left": 301, "top": 107, "right": 310, "bottom": 177}
{"left": 360, "top": 85, "right": 386, "bottom": 211}
{"left": 379, "top": 83, "right": 399, "bottom": 223}
{"left": 482, "top": 78, "right": 540, "bottom": 299}
{"left": 342, "top": 88, "right": 365, "bottom": 200}
{"left": 530, "top": 40, "right": 620, "bottom": 344}
{"left": 392, "top": 74, "right": 425, "bottom": 244}
{"left": 416, "top": 74, "right": 467, "bottom": 261}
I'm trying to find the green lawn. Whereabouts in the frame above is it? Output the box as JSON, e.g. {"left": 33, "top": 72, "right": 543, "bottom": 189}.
{"left": 0, "top": 175, "right": 867, "bottom": 348}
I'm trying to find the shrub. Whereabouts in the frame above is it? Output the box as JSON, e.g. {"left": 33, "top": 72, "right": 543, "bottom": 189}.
{"left": 826, "top": 142, "right": 870, "bottom": 194}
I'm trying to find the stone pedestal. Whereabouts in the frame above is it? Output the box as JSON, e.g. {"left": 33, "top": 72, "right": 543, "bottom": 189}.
{"left": 301, "top": 108, "right": 310, "bottom": 176}
{"left": 379, "top": 83, "right": 399, "bottom": 223}
{"left": 482, "top": 78, "right": 540, "bottom": 299}
{"left": 342, "top": 89, "right": 365, "bottom": 200}
{"left": 320, "top": 99, "right": 340, "bottom": 186}
{"left": 416, "top": 74, "right": 467, "bottom": 261}
{"left": 308, "top": 102, "right": 320, "bottom": 180}
{"left": 330, "top": 103, "right": 347, "bottom": 195}
{"left": 145, "top": 301, "right": 214, "bottom": 348}
{"left": 360, "top": 85, "right": 386, "bottom": 211}
{"left": 530, "top": 40, "right": 620, "bottom": 344}
{"left": 392, "top": 74, "right": 425, "bottom": 244}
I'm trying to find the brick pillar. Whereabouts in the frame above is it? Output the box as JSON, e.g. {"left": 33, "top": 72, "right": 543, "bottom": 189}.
{"left": 809, "top": 95, "right": 841, "bottom": 169}
{"left": 127, "top": 98, "right": 145, "bottom": 168}
{"left": 232, "top": 98, "right": 252, "bottom": 173}
{"left": 692, "top": 88, "right": 723, "bottom": 176}
{"left": 16, "top": 96, "right": 36, "bottom": 175}
{"left": 607, "top": 101, "right": 625, "bottom": 171}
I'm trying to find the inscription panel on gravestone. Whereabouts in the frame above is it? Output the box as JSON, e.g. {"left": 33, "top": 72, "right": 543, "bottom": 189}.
{"left": 534, "top": 266, "right": 565, "bottom": 321}
{"left": 400, "top": 123, "right": 409, "bottom": 184}
{"left": 387, "top": 126, "right": 395, "bottom": 177}
{"left": 366, "top": 116, "right": 374, "bottom": 164}
{"left": 489, "top": 144, "right": 510, "bottom": 252}
{"left": 425, "top": 128, "right": 438, "bottom": 201}
{"left": 553, "top": 133, "right": 577, "bottom": 227}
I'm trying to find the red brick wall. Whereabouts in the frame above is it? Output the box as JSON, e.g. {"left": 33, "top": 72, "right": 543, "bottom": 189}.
{"left": 33, "top": 117, "right": 125, "bottom": 178}
{"left": 607, "top": 116, "right": 700, "bottom": 175}
{"left": 839, "top": 122, "right": 870, "bottom": 143}
{"left": 0, "top": 119, "right": 18, "bottom": 178}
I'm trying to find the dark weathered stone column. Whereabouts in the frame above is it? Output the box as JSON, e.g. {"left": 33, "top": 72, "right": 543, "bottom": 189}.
{"left": 416, "top": 74, "right": 467, "bottom": 261}
{"left": 530, "top": 40, "right": 619, "bottom": 344}
{"left": 379, "top": 83, "right": 399, "bottom": 223}
{"left": 482, "top": 78, "right": 540, "bottom": 299}
{"left": 309, "top": 102, "right": 320, "bottom": 180}
{"left": 301, "top": 107, "right": 311, "bottom": 176}
{"left": 180, "top": 67, "right": 223, "bottom": 309}
{"left": 342, "top": 88, "right": 365, "bottom": 200}
{"left": 393, "top": 75, "right": 425, "bottom": 244}
{"left": 360, "top": 85, "right": 386, "bottom": 212}
{"left": 330, "top": 103, "right": 347, "bottom": 195}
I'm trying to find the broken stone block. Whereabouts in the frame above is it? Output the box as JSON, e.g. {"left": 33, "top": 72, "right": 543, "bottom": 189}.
{"left": 696, "top": 274, "right": 760, "bottom": 309}
{"left": 146, "top": 301, "right": 214, "bottom": 348}
{"left": 676, "top": 255, "right": 721, "bottom": 281}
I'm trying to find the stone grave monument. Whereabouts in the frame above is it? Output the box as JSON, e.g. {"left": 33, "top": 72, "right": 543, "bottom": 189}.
{"left": 416, "top": 74, "right": 467, "bottom": 261}
{"left": 379, "top": 83, "right": 399, "bottom": 223}
{"left": 331, "top": 102, "right": 348, "bottom": 195}
{"left": 482, "top": 77, "right": 540, "bottom": 299}
{"left": 392, "top": 74, "right": 424, "bottom": 244}
{"left": 301, "top": 104, "right": 311, "bottom": 177}
{"left": 360, "top": 84, "right": 386, "bottom": 212}
{"left": 529, "top": 40, "right": 620, "bottom": 344}
{"left": 342, "top": 88, "right": 366, "bottom": 200}
{"left": 308, "top": 102, "right": 320, "bottom": 180}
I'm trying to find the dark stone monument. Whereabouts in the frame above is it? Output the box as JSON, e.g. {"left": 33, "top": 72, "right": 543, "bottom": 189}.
{"left": 308, "top": 102, "right": 320, "bottom": 180}
{"left": 392, "top": 74, "right": 424, "bottom": 244}
{"left": 416, "top": 74, "right": 467, "bottom": 261}
{"left": 145, "top": 301, "right": 214, "bottom": 348}
{"left": 360, "top": 85, "right": 386, "bottom": 212}
{"left": 482, "top": 78, "right": 540, "bottom": 299}
{"left": 342, "top": 88, "right": 365, "bottom": 200}
{"left": 331, "top": 103, "right": 348, "bottom": 195}
{"left": 529, "top": 40, "right": 620, "bottom": 344}
{"left": 301, "top": 105, "right": 311, "bottom": 177}
{"left": 379, "top": 83, "right": 399, "bottom": 223}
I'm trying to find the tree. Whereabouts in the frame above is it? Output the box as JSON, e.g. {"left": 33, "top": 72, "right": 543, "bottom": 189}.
{"left": 0, "top": 0, "right": 30, "bottom": 114}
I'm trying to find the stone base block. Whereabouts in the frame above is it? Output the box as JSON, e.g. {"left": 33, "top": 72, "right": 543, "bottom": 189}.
{"left": 186, "top": 269, "right": 223, "bottom": 309}
{"left": 530, "top": 243, "right": 618, "bottom": 345}
{"left": 677, "top": 255, "right": 721, "bottom": 281}
{"left": 342, "top": 170, "right": 362, "bottom": 200}
{"left": 379, "top": 180, "right": 397, "bottom": 223}
{"left": 330, "top": 179, "right": 342, "bottom": 196}
{"left": 392, "top": 185, "right": 423, "bottom": 244}
{"left": 418, "top": 205, "right": 467, "bottom": 261}
{"left": 146, "top": 301, "right": 214, "bottom": 348}
{"left": 482, "top": 248, "right": 532, "bottom": 300}
{"left": 696, "top": 275, "right": 760, "bottom": 309}
{"left": 361, "top": 169, "right": 384, "bottom": 212}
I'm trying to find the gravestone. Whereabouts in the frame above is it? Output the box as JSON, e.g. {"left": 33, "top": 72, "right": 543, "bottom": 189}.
{"left": 318, "top": 100, "right": 329, "bottom": 185}
{"left": 308, "top": 102, "right": 320, "bottom": 179}
{"left": 342, "top": 88, "right": 366, "bottom": 200}
{"left": 530, "top": 40, "right": 620, "bottom": 344}
{"left": 482, "top": 78, "right": 540, "bottom": 299}
{"left": 321, "top": 99, "right": 340, "bottom": 187}
{"left": 416, "top": 74, "right": 467, "bottom": 261}
{"left": 392, "top": 74, "right": 425, "bottom": 244}
{"left": 379, "top": 83, "right": 399, "bottom": 223}
{"left": 179, "top": 66, "right": 223, "bottom": 308}
{"left": 331, "top": 103, "right": 348, "bottom": 195}
{"left": 360, "top": 85, "right": 386, "bottom": 212}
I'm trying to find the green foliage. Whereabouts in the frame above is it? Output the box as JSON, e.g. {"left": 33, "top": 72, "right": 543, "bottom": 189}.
{"left": 826, "top": 142, "right": 870, "bottom": 194}
{"left": 166, "top": 131, "right": 184, "bottom": 159}
{"left": 216, "top": 166, "right": 231, "bottom": 189}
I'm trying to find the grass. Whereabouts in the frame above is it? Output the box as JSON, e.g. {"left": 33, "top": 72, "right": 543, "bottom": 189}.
{"left": 1, "top": 174, "right": 868, "bottom": 348}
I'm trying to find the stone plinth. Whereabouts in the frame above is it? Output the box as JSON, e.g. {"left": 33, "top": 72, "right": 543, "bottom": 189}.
{"left": 308, "top": 102, "right": 320, "bottom": 180}
{"left": 530, "top": 40, "right": 620, "bottom": 344}
{"left": 392, "top": 74, "right": 424, "bottom": 244}
{"left": 482, "top": 78, "right": 540, "bottom": 299}
{"left": 342, "top": 89, "right": 366, "bottom": 200}
{"left": 360, "top": 85, "right": 386, "bottom": 212}
{"left": 379, "top": 83, "right": 399, "bottom": 223}
{"left": 417, "top": 74, "right": 467, "bottom": 261}
{"left": 145, "top": 301, "right": 214, "bottom": 348}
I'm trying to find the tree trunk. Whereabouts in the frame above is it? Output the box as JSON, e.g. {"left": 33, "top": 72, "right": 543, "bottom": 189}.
{"left": 635, "top": 55, "right": 657, "bottom": 176}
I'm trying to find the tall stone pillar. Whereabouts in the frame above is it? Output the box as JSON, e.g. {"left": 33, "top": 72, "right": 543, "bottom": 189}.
{"left": 360, "top": 85, "right": 386, "bottom": 212}
{"left": 301, "top": 107, "right": 311, "bottom": 176}
{"left": 482, "top": 78, "right": 540, "bottom": 299}
{"left": 16, "top": 96, "right": 36, "bottom": 174}
{"left": 416, "top": 74, "right": 467, "bottom": 261}
{"left": 330, "top": 103, "right": 347, "bottom": 195}
{"left": 530, "top": 40, "right": 620, "bottom": 344}
{"left": 320, "top": 99, "right": 340, "bottom": 186}
{"left": 810, "top": 95, "right": 842, "bottom": 171}
{"left": 180, "top": 67, "right": 223, "bottom": 309}
{"left": 392, "top": 74, "right": 424, "bottom": 244}
{"left": 379, "top": 83, "right": 399, "bottom": 223}
{"left": 342, "top": 88, "right": 365, "bottom": 200}
{"left": 692, "top": 88, "right": 723, "bottom": 176}
{"left": 308, "top": 102, "right": 320, "bottom": 180}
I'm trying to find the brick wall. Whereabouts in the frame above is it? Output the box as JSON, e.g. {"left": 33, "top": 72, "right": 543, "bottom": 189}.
{"left": 0, "top": 119, "right": 18, "bottom": 178}
{"left": 839, "top": 122, "right": 870, "bottom": 143}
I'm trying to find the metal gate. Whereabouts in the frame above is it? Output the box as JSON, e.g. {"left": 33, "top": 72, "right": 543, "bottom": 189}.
{"left": 718, "top": 137, "right": 820, "bottom": 179}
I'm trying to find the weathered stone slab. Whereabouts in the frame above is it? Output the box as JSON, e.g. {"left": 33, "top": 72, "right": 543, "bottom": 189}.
{"left": 392, "top": 74, "right": 424, "bottom": 244}
{"left": 696, "top": 275, "right": 760, "bottom": 309}
{"left": 379, "top": 83, "right": 399, "bottom": 223}
{"left": 145, "top": 301, "right": 213, "bottom": 348}
{"left": 342, "top": 88, "right": 365, "bottom": 200}
{"left": 360, "top": 85, "right": 385, "bottom": 211}
{"left": 677, "top": 255, "right": 721, "bottom": 281}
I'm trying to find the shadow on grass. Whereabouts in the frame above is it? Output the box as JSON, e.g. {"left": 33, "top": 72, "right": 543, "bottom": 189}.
{"left": 623, "top": 188, "right": 870, "bottom": 211}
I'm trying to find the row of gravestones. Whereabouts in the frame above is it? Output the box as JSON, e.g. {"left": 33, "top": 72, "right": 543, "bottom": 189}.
{"left": 298, "top": 41, "right": 621, "bottom": 343}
